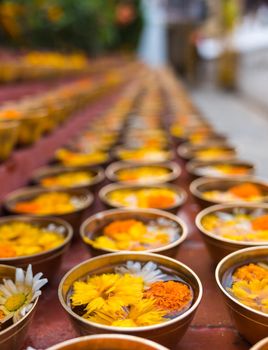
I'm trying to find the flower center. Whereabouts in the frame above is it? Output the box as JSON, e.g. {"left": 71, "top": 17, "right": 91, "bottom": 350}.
{"left": 4, "top": 293, "right": 26, "bottom": 312}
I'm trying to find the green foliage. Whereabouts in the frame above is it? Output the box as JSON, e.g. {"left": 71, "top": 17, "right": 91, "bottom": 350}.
{"left": 0, "top": 0, "right": 141, "bottom": 54}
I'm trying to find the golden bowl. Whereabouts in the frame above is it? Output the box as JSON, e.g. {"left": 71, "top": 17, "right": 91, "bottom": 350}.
{"left": 0, "top": 264, "right": 39, "bottom": 350}
{"left": 177, "top": 142, "right": 236, "bottom": 162}
{"left": 99, "top": 183, "right": 187, "bottom": 214}
{"left": 46, "top": 334, "right": 169, "bottom": 350}
{"left": 190, "top": 177, "right": 268, "bottom": 208}
{"left": 80, "top": 208, "right": 187, "bottom": 257}
{"left": 4, "top": 187, "right": 94, "bottom": 233}
{"left": 31, "top": 165, "right": 105, "bottom": 192}
{"left": 12, "top": 114, "right": 48, "bottom": 146}
{"left": 186, "top": 159, "right": 255, "bottom": 179}
{"left": 58, "top": 252, "right": 203, "bottom": 348}
{"left": 215, "top": 246, "right": 268, "bottom": 344}
{"left": 196, "top": 203, "right": 268, "bottom": 263}
{"left": 0, "top": 216, "right": 73, "bottom": 280}
{"left": 0, "top": 121, "right": 19, "bottom": 162}
{"left": 105, "top": 161, "right": 181, "bottom": 185}
{"left": 251, "top": 338, "right": 268, "bottom": 350}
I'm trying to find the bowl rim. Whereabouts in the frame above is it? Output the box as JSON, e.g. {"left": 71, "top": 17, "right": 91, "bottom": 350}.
{"left": 189, "top": 176, "right": 268, "bottom": 204}
{"left": 186, "top": 159, "right": 255, "bottom": 177}
{"left": 196, "top": 203, "right": 268, "bottom": 246}
{"left": 0, "top": 264, "right": 39, "bottom": 337}
{"left": 80, "top": 208, "right": 188, "bottom": 254}
{"left": 31, "top": 165, "right": 105, "bottom": 189}
{"left": 4, "top": 186, "right": 94, "bottom": 216}
{"left": 215, "top": 245, "right": 268, "bottom": 318}
{"left": 99, "top": 183, "right": 187, "bottom": 210}
{"left": 250, "top": 337, "right": 268, "bottom": 350}
{"left": 105, "top": 161, "right": 181, "bottom": 184}
{"left": 46, "top": 334, "right": 169, "bottom": 350}
{"left": 0, "top": 215, "right": 73, "bottom": 262}
{"left": 58, "top": 252, "right": 203, "bottom": 332}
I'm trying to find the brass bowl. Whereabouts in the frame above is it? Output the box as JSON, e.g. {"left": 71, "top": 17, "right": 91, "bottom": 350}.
{"left": 32, "top": 165, "right": 105, "bottom": 192}
{"left": 80, "top": 208, "right": 188, "bottom": 257}
{"left": 177, "top": 142, "right": 236, "bottom": 161}
{"left": 99, "top": 183, "right": 187, "bottom": 214}
{"left": 0, "top": 264, "right": 39, "bottom": 350}
{"left": 4, "top": 187, "right": 94, "bottom": 233}
{"left": 215, "top": 246, "right": 268, "bottom": 344}
{"left": 58, "top": 252, "right": 203, "bottom": 348}
{"left": 190, "top": 177, "right": 268, "bottom": 208}
{"left": 0, "top": 121, "right": 19, "bottom": 162}
{"left": 105, "top": 161, "right": 181, "bottom": 185}
{"left": 47, "top": 334, "right": 169, "bottom": 350}
{"left": 251, "top": 338, "right": 268, "bottom": 350}
{"left": 196, "top": 203, "right": 268, "bottom": 263}
{"left": 186, "top": 159, "right": 255, "bottom": 179}
{"left": 0, "top": 216, "right": 73, "bottom": 280}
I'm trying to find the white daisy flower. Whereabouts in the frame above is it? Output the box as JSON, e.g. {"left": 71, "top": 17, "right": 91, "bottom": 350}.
{"left": 0, "top": 264, "right": 47, "bottom": 325}
{"left": 116, "top": 261, "right": 167, "bottom": 287}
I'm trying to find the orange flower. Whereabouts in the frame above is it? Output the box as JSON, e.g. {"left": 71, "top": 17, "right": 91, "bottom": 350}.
{"left": 252, "top": 215, "right": 268, "bottom": 230}
{"left": 146, "top": 194, "right": 175, "bottom": 209}
{"left": 229, "top": 183, "right": 261, "bottom": 199}
{"left": 104, "top": 220, "right": 139, "bottom": 239}
{"left": 0, "top": 243, "right": 17, "bottom": 258}
{"left": 233, "top": 263, "right": 268, "bottom": 282}
{"left": 144, "top": 281, "right": 193, "bottom": 313}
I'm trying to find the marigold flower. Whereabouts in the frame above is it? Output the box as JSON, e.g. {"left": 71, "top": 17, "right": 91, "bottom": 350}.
{"left": 144, "top": 280, "right": 193, "bottom": 313}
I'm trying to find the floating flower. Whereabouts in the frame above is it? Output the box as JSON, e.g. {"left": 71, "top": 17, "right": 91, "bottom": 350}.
{"left": 71, "top": 273, "right": 143, "bottom": 315}
{"left": 228, "top": 263, "right": 268, "bottom": 313}
{"left": 88, "top": 298, "right": 166, "bottom": 327}
{"left": 117, "top": 166, "right": 170, "bottom": 184}
{"left": 86, "top": 219, "right": 178, "bottom": 251}
{"left": 116, "top": 261, "right": 167, "bottom": 287}
{"left": 41, "top": 171, "right": 93, "bottom": 188}
{"left": 202, "top": 211, "right": 268, "bottom": 242}
{"left": 144, "top": 280, "right": 193, "bottom": 313}
{"left": 0, "top": 265, "right": 47, "bottom": 325}
{"left": 14, "top": 192, "right": 80, "bottom": 215}
{"left": 0, "top": 222, "right": 65, "bottom": 258}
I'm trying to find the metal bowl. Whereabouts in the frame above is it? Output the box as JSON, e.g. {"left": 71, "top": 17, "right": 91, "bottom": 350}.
{"left": 105, "top": 161, "right": 181, "bottom": 185}
{"left": 215, "top": 246, "right": 268, "bottom": 344}
{"left": 190, "top": 177, "right": 268, "bottom": 208}
{"left": 0, "top": 264, "right": 39, "bottom": 350}
{"left": 250, "top": 338, "right": 268, "bottom": 350}
{"left": 0, "top": 121, "right": 19, "bottom": 162}
{"left": 31, "top": 165, "right": 105, "bottom": 192}
{"left": 4, "top": 187, "right": 94, "bottom": 233}
{"left": 46, "top": 334, "right": 169, "bottom": 350}
{"left": 177, "top": 142, "right": 236, "bottom": 162}
{"left": 99, "top": 183, "right": 187, "bottom": 214}
{"left": 58, "top": 252, "right": 203, "bottom": 348}
{"left": 186, "top": 159, "right": 255, "bottom": 179}
{"left": 0, "top": 216, "right": 73, "bottom": 280}
{"left": 80, "top": 208, "right": 187, "bottom": 257}
{"left": 196, "top": 203, "right": 268, "bottom": 263}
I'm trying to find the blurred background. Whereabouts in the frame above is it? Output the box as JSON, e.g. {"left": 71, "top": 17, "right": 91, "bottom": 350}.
{"left": 0, "top": 0, "right": 268, "bottom": 173}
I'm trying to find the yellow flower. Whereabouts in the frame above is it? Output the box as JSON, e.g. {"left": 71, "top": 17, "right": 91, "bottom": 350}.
{"left": 71, "top": 273, "right": 143, "bottom": 314}
{"left": 88, "top": 298, "right": 166, "bottom": 327}
{"left": 230, "top": 278, "right": 268, "bottom": 313}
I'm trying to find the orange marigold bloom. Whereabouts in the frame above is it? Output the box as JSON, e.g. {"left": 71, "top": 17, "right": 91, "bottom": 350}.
{"left": 229, "top": 183, "right": 261, "bottom": 199}
{"left": 144, "top": 281, "right": 192, "bottom": 313}
{"left": 0, "top": 243, "right": 17, "bottom": 258}
{"left": 252, "top": 215, "right": 268, "bottom": 230}
{"left": 146, "top": 194, "right": 175, "bottom": 209}
{"left": 233, "top": 263, "right": 268, "bottom": 282}
{"left": 104, "top": 220, "right": 139, "bottom": 238}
